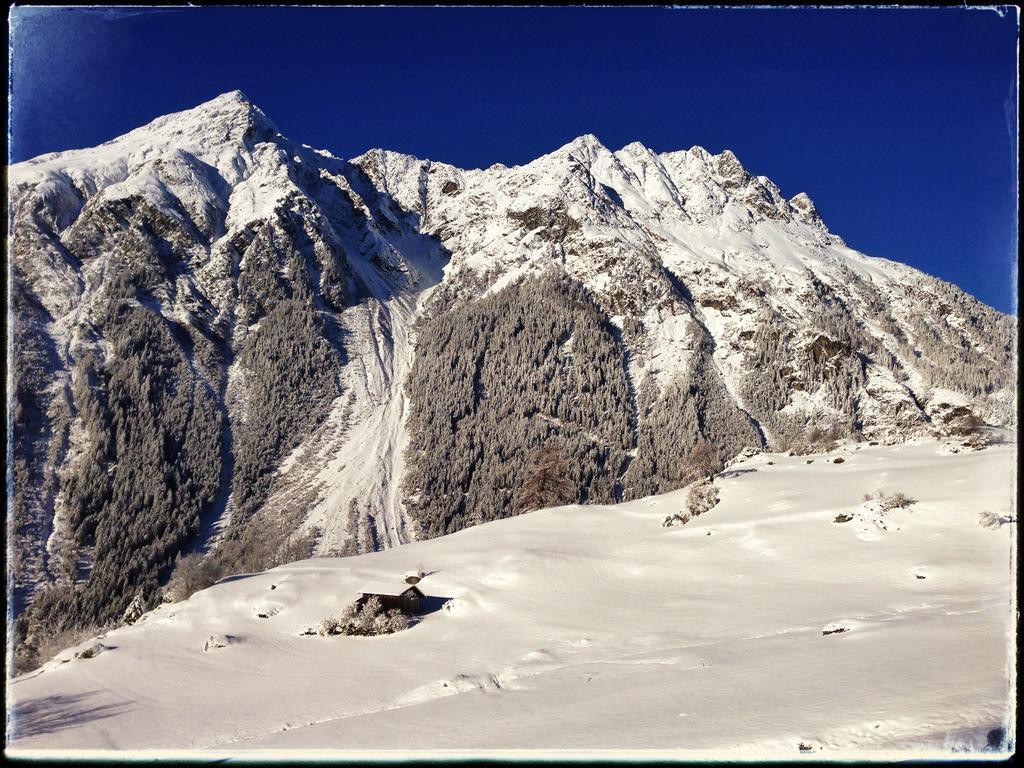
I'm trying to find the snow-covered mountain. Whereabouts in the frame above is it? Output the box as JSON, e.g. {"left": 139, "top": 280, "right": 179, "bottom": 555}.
{"left": 8, "top": 92, "right": 1015, "bottom": 646}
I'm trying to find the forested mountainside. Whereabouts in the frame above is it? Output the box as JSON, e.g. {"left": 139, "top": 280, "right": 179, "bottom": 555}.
{"left": 8, "top": 91, "right": 1015, "bottom": 658}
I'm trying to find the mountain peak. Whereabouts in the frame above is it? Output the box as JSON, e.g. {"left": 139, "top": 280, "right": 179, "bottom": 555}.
{"left": 189, "top": 89, "right": 273, "bottom": 126}
{"left": 713, "top": 148, "right": 751, "bottom": 188}
{"left": 553, "top": 133, "right": 609, "bottom": 162}
{"left": 618, "top": 140, "right": 654, "bottom": 156}
{"left": 567, "top": 133, "right": 605, "bottom": 148}
{"left": 9, "top": 88, "right": 282, "bottom": 190}
{"left": 789, "top": 192, "right": 823, "bottom": 225}
{"left": 215, "top": 88, "right": 251, "bottom": 105}
{"left": 186, "top": 90, "right": 252, "bottom": 112}
{"left": 138, "top": 89, "right": 280, "bottom": 151}
{"left": 163, "top": 89, "right": 258, "bottom": 124}
{"left": 714, "top": 148, "right": 744, "bottom": 171}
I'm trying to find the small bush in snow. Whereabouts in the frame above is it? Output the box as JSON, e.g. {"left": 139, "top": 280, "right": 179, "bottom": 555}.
{"left": 791, "top": 424, "right": 839, "bottom": 455}
{"left": 203, "top": 634, "right": 237, "bottom": 651}
{"left": 75, "top": 644, "right": 99, "bottom": 659}
{"left": 865, "top": 490, "right": 916, "bottom": 511}
{"left": 316, "top": 615, "right": 344, "bottom": 636}
{"left": 371, "top": 609, "right": 409, "bottom": 635}
{"left": 662, "top": 475, "right": 721, "bottom": 528}
{"left": 979, "top": 511, "right": 1015, "bottom": 530}
{"left": 686, "top": 479, "right": 720, "bottom": 519}
{"left": 885, "top": 492, "right": 914, "bottom": 509}
{"left": 959, "top": 429, "right": 1001, "bottom": 451}
{"left": 314, "top": 596, "right": 409, "bottom": 637}
{"left": 663, "top": 511, "right": 691, "bottom": 528}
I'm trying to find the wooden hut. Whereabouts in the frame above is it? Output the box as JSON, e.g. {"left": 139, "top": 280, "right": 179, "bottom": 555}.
{"left": 356, "top": 580, "right": 425, "bottom": 614}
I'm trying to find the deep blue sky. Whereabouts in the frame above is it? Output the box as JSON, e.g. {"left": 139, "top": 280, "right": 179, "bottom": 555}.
{"left": 8, "top": 6, "right": 1019, "bottom": 313}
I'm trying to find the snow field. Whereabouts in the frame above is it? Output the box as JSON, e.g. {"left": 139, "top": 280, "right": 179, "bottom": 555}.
{"left": 7, "top": 439, "right": 1015, "bottom": 758}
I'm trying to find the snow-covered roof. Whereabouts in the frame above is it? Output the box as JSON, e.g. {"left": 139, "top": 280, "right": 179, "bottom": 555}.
{"left": 357, "top": 581, "right": 425, "bottom": 598}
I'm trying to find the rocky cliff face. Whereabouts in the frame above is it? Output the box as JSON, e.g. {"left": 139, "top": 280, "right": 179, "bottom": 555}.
{"left": 8, "top": 92, "right": 1015, "bottom": 633}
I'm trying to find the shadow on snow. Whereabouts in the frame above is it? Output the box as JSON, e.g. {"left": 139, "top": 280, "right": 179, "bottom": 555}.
{"left": 9, "top": 691, "right": 132, "bottom": 740}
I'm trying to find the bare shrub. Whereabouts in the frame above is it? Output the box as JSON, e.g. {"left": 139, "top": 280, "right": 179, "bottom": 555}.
{"left": 806, "top": 424, "right": 838, "bottom": 453}
{"left": 204, "top": 524, "right": 317, "bottom": 583}
{"left": 275, "top": 530, "right": 317, "bottom": 566}
{"left": 960, "top": 428, "right": 1002, "bottom": 451}
{"left": 791, "top": 423, "right": 840, "bottom": 455}
{"left": 165, "top": 552, "right": 225, "bottom": 603}
{"left": 864, "top": 490, "right": 916, "bottom": 511}
{"left": 13, "top": 624, "right": 104, "bottom": 674}
{"left": 885, "top": 492, "right": 915, "bottom": 509}
{"left": 519, "top": 440, "right": 576, "bottom": 513}
{"left": 682, "top": 440, "right": 722, "bottom": 484}
{"left": 663, "top": 511, "right": 691, "bottom": 528}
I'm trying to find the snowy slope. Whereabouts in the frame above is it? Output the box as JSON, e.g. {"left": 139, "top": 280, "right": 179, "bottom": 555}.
{"left": 6, "top": 438, "right": 1016, "bottom": 758}
{"left": 8, "top": 91, "right": 1016, "bottom": 628}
